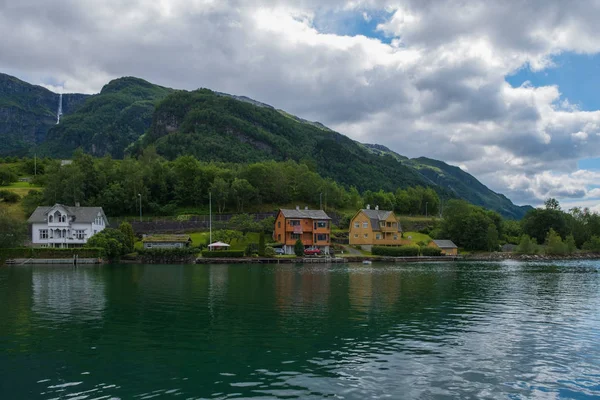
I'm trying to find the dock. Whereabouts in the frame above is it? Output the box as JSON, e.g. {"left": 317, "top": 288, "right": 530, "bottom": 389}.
{"left": 5, "top": 258, "right": 102, "bottom": 265}
{"left": 196, "top": 257, "right": 347, "bottom": 264}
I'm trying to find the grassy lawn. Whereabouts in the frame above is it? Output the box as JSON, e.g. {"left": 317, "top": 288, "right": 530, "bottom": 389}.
{"left": 4, "top": 181, "right": 41, "bottom": 189}
{"left": 403, "top": 231, "right": 432, "bottom": 244}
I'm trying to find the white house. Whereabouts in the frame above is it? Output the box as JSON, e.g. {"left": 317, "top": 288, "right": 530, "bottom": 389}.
{"left": 28, "top": 204, "right": 109, "bottom": 248}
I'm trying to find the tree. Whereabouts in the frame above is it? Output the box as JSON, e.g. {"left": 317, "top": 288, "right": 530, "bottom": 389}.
{"left": 516, "top": 234, "right": 537, "bottom": 254}
{"left": 0, "top": 207, "right": 26, "bottom": 248}
{"left": 583, "top": 236, "right": 600, "bottom": 252}
{"left": 544, "top": 198, "right": 561, "bottom": 210}
{"left": 228, "top": 214, "right": 259, "bottom": 235}
{"left": 21, "top": 190, "right": 44, "bottom": 216}
{"left": 118, "top": 222, "right": 135, "bottom": 253}
{"left": 210, "top": 177, "right": 230, "bottom": 213}
{"left": 86, "top": 228, "right": 127, "bottom": 261}
{"left": 230, "top": 178, "right": 257, "bottom": 212}
{"left": 294, "top": 239, "right": 304, "bottom": 257}
{"left": 258, "top": 231, "right": 265, "bottom": 257}
{"left": 565, "top": 234, "right": 577, "bottom": 254}
{"left": 486, "top": 224, "right": 499, "bottom": 252}
{"left": 545, "top": 228, "right": 566, "bottom": 255}
{"left": 0, "top": 166, "right": 18, "bottom": 186}
{"left": 521, "top": 208, "right": 567, "bottom": 244}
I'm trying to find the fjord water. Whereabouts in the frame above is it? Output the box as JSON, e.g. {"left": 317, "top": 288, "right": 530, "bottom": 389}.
{"left": 1, "top": 262, "right": 600, "bottom": 399}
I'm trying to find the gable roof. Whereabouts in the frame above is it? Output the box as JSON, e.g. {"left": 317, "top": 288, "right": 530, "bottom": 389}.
{"left": 143, "top": 234, "right": 192, "bottom": 243}
{"left": 279, "top": 209, "right": 331, "bottom": 220}
{"left": 28, "top": 204, "right": 108, "bottom": 224}
{"left": 355, "top": 209, "right": 400, "bottom": 232}
{"left": 432, "top": 240, "right": 457, "bottom": 249}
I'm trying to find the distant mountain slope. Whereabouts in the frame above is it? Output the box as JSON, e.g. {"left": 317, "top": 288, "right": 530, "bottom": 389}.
{"left": 0, "top": 72, "right": 530, "bottom": 218}
{"left": 40, "top": 77, "right": 174, "bottom": 158}
{"left": 0, "top": 73, "right": 88, "bottom": 156}
{"left": 405, "top": 157, "right": 533, "bottom": 219}
{"left": 141, "top": 89, "right": 429, "bottom": 192}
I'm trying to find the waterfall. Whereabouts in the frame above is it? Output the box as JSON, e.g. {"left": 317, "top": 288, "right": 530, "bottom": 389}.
{"left": 56, "top": 93, "right": 63, "bottom": 124}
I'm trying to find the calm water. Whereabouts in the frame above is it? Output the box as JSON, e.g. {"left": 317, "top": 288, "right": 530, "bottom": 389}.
{"left": 1, "top": 261, "right": 600, "bottom": 399}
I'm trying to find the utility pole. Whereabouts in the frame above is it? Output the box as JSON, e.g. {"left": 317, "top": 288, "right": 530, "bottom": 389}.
{"left": 138, "top": 193, "right": 142, "bottom": 222}
{"left": 209, "top": 191, "right": 212, "bottom": 245}
{"left": 426, "top": 202, "right": 428, "bottom": 218}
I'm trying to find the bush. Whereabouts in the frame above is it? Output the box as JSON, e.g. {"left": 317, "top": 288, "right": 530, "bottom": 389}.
{"left": 545, "top": 228, "right": 566, "bottom": 255}
{"left": 516, "top": 234, "right": 538, "bottom": 254}
{"left": 0, "top": 190, "right": 20, "bottom": 203}
{"left": 420, "top": 246, "right": 442, "bottom": 256}
{"left": 583, "top": 236, "right": 600, "bottom": 252}
{"left": 294, "top": 239, "right": 304, "bottom": 257}
{"left": 264, "top": 246, "right": 275, "bottom": 257}
{"left": 201, "top": 250, "right": 245, "bottom": 258}
{"left": 0, "top": 247, "right": 103, "bottom": 259}
{"left": 372, "top": 246, "right": 420, "bottom": 257}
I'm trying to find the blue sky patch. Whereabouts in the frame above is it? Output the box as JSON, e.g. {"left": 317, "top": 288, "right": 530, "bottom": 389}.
{"left": 506, "top": 52, "right": 600, "bottom": 111}
{"left": 312, "top": 9, "right": 394, "bottom": 43}
{"left": 578, "top": 157, "right": 600, "bottom": 170}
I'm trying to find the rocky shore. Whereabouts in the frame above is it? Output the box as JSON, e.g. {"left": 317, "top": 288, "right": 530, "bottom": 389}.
{"left": 465, "top": 252, "right": 600, "bottom": 261}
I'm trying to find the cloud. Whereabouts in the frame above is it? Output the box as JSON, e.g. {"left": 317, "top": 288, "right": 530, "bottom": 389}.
{"left": 2, "top": 0, "right": 600, "bottom": 208}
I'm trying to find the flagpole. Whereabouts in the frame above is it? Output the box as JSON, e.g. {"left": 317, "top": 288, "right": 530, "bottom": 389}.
{"left": 209, "top": 191, "right": 212, "bottom": 246}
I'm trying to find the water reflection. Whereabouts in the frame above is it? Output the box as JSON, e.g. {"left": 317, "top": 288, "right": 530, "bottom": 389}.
{"left": 32, "top": 266, "right": 106, "bottom": 322}
{"left": 0, "top": 261, "right": 599, "bottom": 399}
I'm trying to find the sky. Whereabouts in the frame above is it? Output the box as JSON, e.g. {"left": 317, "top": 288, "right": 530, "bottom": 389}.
{"left": 2, "top": 0, "right": 600, "bottom": 210}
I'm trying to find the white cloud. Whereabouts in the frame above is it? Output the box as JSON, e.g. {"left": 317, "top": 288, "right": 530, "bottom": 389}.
{"left": 2, "top": 0, "right": 600, "bottom": 207}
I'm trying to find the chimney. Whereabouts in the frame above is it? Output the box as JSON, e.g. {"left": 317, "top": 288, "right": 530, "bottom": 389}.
{"left": 304, "top": 206, "right": 309, "bottom": 210}
{"left": 366, "top": 204, "right": 370, "bottom": 210}
{"left": 375, "top": 205, "right": 379, "bottom": 210}
{"left": 296, "top": 205, "right": 300, "bottom": 210}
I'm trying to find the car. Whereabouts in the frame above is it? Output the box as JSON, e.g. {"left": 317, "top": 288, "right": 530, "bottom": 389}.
{"left": 274, "top": 248, "right": 285, "bottom": 255}
{"left": 304, "top": 247, "right": 321, "bottom": 256}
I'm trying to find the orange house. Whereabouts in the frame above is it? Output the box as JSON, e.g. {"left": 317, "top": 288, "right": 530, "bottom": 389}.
{"left": 273, "top": 207, "right": 332, "bottom": 255}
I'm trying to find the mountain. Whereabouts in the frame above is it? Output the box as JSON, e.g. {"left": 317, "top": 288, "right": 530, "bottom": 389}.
{"left": 0, "top": 73, "right": 88, "bottom": 156}
{"left": 0, "top": 72, "right": 530, "bottom": 218}
{"left": 405, "top": 157, "right": 533, "bottom": 219}
{"left": 40, "top": 77, "right": 174, "bottom": 158}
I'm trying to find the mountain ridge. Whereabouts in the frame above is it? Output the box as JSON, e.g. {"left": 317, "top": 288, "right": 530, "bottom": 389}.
{"left": 0, "top": 72, "right": 530, "bottom": 218}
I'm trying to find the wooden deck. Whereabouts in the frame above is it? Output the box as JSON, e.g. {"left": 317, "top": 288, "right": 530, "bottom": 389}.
{"left": 5, "top": 258, "right": 102, "bottom": 265}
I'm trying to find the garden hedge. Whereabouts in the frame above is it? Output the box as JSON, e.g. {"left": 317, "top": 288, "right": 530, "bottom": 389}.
{"left": 0, "top": 247, "right": 103, "bottom": 259}
{"left": 201, "top": 250, "right": 245, "bottom": 258}
{"left": 372, "top": 246, "right": 420, "bottom": 257}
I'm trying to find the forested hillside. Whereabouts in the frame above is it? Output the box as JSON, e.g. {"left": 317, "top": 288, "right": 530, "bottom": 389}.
{"left": 41, "top": 77, "right": 174, "bottom": 158}
{"left": 0, "top": 72, "right": 530, "bottom": 218}
{"left": 0, "top": 73, "right": 88, "bottom": 156}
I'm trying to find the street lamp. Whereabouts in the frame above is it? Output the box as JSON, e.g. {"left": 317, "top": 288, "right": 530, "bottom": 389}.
{"left": 138, "top": 193, "right": 142, "bottom": 222}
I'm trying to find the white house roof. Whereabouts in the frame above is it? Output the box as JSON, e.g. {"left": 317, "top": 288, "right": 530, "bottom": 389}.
{"left": 28, "top": 204, "right": 108, "bottom": 224}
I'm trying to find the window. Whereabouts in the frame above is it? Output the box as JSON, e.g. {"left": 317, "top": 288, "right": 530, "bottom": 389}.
{"left": 316, "top": 234, "right": 328, "bottom": 242}
{"left": 278, "top": 221, "right": 281, "bottom": 228}
{"left": 354, "top": 222, "right": 360, "bottom": 228}
{"left": 363, "top": 222, "right": 368, "bottom": 228}
{"left": 289, "top": 220, "right": 301, "bottom": 226}
{"left": 393, "top": 235, "right": 398, "bottom": 240}
{"left": 291, "top": 233, "right": 301, "bottom": 240}
{"left": 315, "top": 221, "right": 328, "bottom": 228}
{"left": 354, "top": 234, "right": 359, "bottom": 238}
{"left": 40, "top": 230, "right": 48, "bottom": 239}
{"left": 75, "top": 230, "right": 85, "bottom": 240}
{"left": 48, "top": 215, "right": 53, "bottom": 223}
{"left": 277, "top": 234, "right": 281, "bottom": 241}
{"left": 94, "top": 230, "right": 97, "bottom": 234}
{"left": 364, "top": 234, "right": 368, "bottom": 238}
{"left": 376, "top": 234, "right": 381, "bottom": 240}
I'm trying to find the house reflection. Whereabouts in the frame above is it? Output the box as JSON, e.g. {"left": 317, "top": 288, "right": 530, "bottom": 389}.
{"left": 32, "top": 267, "right": 106, "bottom": 321}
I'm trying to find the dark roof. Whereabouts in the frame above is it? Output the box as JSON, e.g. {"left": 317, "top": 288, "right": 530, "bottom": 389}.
{"left": 280, "top": 209, "right": 331, "bottom": 220}
{"left": 432, "top": 240, "right": 458, "bottom": 249}
{"left": 28, "top": 204, "right": 108, "bottom": 224}
{"left": 143, "top": 234, "right": 192, "bottom": 243}
{"left": 359, "top": 209, "right": 400, "bottom": 232}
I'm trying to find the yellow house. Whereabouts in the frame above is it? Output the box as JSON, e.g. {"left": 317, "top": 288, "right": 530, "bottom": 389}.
{"left": 428, "top": 240, "right": 458, "bottom": 255}
{"left": 349, "top": 206, "right": 406, "bottom": 250}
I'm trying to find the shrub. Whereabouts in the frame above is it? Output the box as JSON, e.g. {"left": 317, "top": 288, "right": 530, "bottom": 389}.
{"left": 264, "top": 246, "right": 275, "bottom": 257}
{"left": 372, "top": 246, "right": 420, "bottom": 257}
{"left": 0, "top": 190, "right": 20, "bottom": 203}
{"left": 201, "top": 250, "right": 245, "bottom": 258}
{"left": 516, "top": 234, "right": 538, "bottom": 254}
{"left": 294, "top": 239, "right": 304, "bottom": 257}
{"left": 583, "top": 236, "right": 600, "bottom": 252}
{"left": 545, "top": 228, "right": 566, "bottom": 255}
{"left": 420, "top": 246, "right": 442, "bottom": 256}
{"left": 0, "top": 247, "right": 103, "bottom": 260}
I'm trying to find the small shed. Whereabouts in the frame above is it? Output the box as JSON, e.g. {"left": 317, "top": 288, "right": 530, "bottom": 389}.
{"left": 429, "top": 239, "right": 458, "bottom": 255}
{"left": 143, "top": 234, "right": 192, "bottom": 249}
